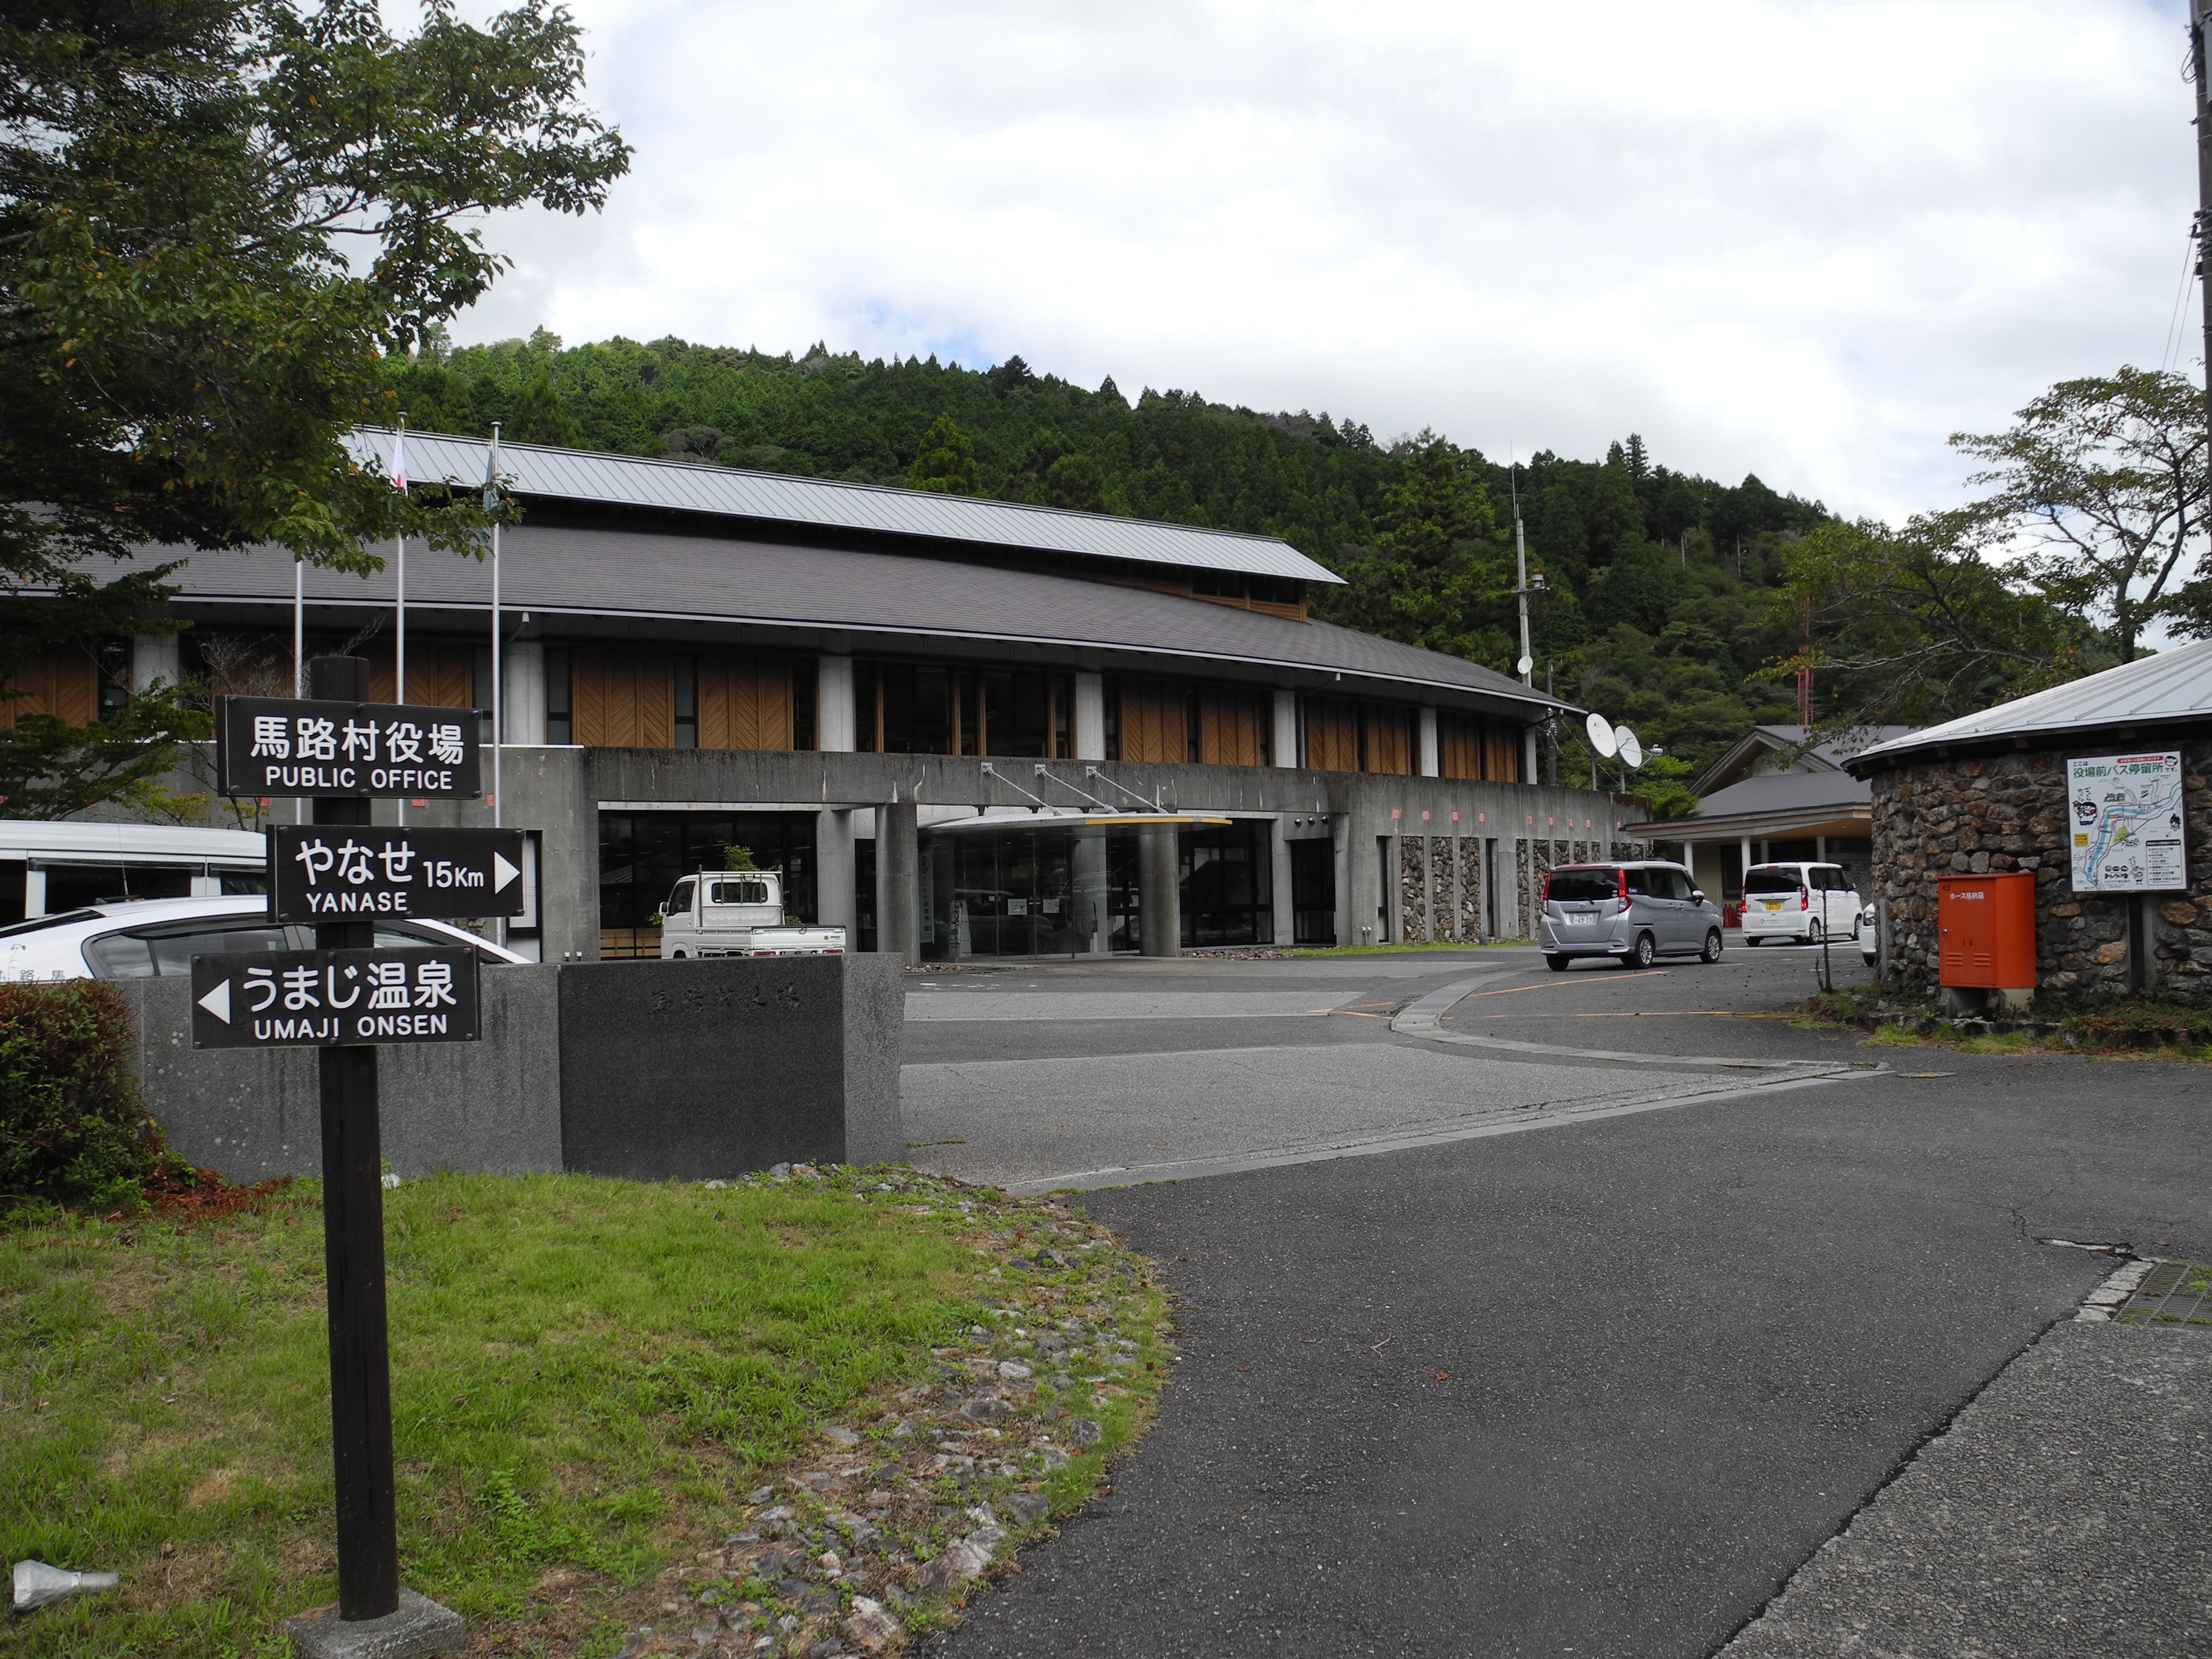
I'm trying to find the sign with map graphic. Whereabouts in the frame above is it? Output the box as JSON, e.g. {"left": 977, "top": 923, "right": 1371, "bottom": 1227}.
{"left": 2068, "top": 751, "right": 2187, "bottom": 893}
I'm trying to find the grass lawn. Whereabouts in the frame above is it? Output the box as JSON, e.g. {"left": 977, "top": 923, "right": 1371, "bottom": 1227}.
{"left": 2, "top": 1166, "right": 1171, "bottom": 1657}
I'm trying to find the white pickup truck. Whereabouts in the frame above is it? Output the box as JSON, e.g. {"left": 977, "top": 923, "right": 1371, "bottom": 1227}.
{"left": 656, "top": 871, "right": 847, "bottom": 958}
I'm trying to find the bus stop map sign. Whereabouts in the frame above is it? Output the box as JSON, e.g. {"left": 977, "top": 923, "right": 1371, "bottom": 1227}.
{"left": 2068, "top": 751, "right": 2187, "bottom": 893}
{"left": 190, "top": 944, "right": 481, "bottom": 1048}
{"left": 217, "top": 695, "right": 483, "bottom": 799}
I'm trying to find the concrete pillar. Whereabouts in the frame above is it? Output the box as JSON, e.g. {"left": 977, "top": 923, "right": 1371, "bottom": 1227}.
{"left": 1270, "top": 821, "right": 1295, "bottom": 947}
{"left": 1334, "top": 814, "right": 1359, "bottom": 948}
{"left": 877, "top": 800, "right": 920, "bottom": 964}
{"left": 1074, "top": 672, "right": 1106, "bottom": 761}
{"left": 817, "top": 809, "right": 856, "bottom": 930}
{"left": 1739, "top": 836, "right": 1752, "bottom": 896}
{"left": 1418, "top": 708, "right": 1439, "bottom": 778}
{"left": 132, "top": 634, "right": 181, "bottom": 694}
{"left": 504, "top": 640, "right": 547, "bottom": 744}
{"left": 817, "top": 655, "right": 856, "bottom": 752}
{"left": 1138, "top": 824, "right": 1181, "bottom": 956}
{"left": 1272, "top": 689, "right": 1299, "bottom": 768}
{"left": 1815, "top": 834, "right": 1827, "bottom": 864}
{"left": 1071, "top": 831, "right": 1110, "bottom": 954}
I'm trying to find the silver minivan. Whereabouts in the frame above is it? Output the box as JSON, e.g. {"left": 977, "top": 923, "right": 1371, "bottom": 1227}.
{"left": 1540, "top": 860, "right": 1724, "bottom": 972}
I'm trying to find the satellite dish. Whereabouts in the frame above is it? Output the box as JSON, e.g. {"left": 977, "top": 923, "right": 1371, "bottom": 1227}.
{"left": 1585, "top": 712, "right": 1617, "bottom": 759}
{"left": 1617, "top": 728, "right": 1644, "bottom": 769}
{"left": 1516, "top": 654, "right": 1534, "bottom": 676}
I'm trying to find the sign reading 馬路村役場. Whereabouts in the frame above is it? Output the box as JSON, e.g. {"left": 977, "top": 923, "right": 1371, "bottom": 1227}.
{"left": 216, "top": 695, "right": 482, "bottom": 800}
{"left": 189, "top": 945, "right": 481, "bottom": 1050}
{"left": 267, "top": 825, "right": 526, "bottom": 923}
{"left": 2067, "top": 751, "right": 2187, "bottom": 893}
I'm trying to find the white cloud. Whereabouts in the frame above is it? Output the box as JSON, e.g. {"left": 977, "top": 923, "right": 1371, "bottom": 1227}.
{"left": 449, "top": 0, "right": 2196, "bottom": 520}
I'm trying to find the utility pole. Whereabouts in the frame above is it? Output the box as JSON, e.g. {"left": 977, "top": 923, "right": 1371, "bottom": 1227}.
{"left": 2193, "top": 4, "right": 2212, "bottom": 472}
{"left": 1513, "top": 462, "right": 1530, "bottom": 690}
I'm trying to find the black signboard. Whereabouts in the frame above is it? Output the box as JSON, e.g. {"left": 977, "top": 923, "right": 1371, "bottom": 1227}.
{"left": 217, "top": 695, "right": 483, "bottom": 799}
{"left": 268, "top": 825, "right": 526, "bottom": 924}
{"left": 190, "top": 945, "right": 481, "bottom": 1049}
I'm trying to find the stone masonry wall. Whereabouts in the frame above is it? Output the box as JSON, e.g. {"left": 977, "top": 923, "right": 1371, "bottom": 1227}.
{"left": 1869, "top": 740, "right": 2212, "bottom": 996}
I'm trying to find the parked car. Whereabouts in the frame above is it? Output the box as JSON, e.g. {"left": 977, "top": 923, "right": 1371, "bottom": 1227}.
{"left": 1738, "top": 862, "right": 1862, "bottom": 947}
{"left": 0, "top": 896, "right": 527, "bottom": 982}
{"left": 1540, "top": 860, "right": 1724, "bottom": 971}
{"left": 1858, "top": 902, "right": 1879, "bottom": 967}
{"left": 657, "top": 870, "right": 846, "bottom": 958}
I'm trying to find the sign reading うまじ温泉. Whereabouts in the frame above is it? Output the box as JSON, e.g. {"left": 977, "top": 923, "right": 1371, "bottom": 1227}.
{"left": 2066, "top": 751, "right": 2187, "bottom": 893}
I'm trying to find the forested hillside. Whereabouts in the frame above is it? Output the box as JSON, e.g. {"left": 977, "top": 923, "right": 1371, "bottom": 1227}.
{"left": 377, "top": 332, "right": 1910, "bottom": 803}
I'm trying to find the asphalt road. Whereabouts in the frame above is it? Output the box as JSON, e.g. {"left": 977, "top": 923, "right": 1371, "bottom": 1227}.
{"left": 907, "top": 940, "right": 2212, "bottom": 1658}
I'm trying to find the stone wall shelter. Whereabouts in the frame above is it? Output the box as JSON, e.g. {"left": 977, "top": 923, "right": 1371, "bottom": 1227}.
{"left": 1844, "top": 638, "right": 2212, "bottom": 997}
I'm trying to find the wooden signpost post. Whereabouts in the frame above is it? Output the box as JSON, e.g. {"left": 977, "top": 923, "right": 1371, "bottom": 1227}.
{"left": 206, "top": 656, "right": 528, "bottom": 1659}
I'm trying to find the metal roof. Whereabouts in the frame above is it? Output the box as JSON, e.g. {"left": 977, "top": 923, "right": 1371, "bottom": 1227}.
{"left": 141, "top": 525, "right": 1564, "bottom": 716}
{"left": 346, "top": 427, "right": 1342, "bottom": 586}
{"left": 1847, "top": 638, "right": 2212, "bottom": 770}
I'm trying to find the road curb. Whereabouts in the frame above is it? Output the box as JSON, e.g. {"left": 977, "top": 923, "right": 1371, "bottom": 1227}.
{"left": 1392, "top": 976, "right": 1859, "bottom": 1072}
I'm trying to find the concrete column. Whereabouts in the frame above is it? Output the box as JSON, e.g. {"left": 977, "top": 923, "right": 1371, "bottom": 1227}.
{"left": 877, "top": 800, "right": 920, "bottom": 965}
{"left": 1071, "top": 831, "right": 1110, "bottom": 954}
{"left": 817, "top": 656, "right": 856, "bottom": 752}
{"left": 1272, "top": 689, "right": 1299, "bottom": 768}
{"left": 1336, "top": 814, "right": 1353, "bottom": 947}
{"left": 1418, "top": 708, "right": 1439, "bottom": 778}
{"left": 1138, "top": 824, "right": 1181, "bottom": 956}
{"left": 817, "top": 809, "right": 856, "bottom": 930}
{"left": 1073, "top": 672, "right": 1107, "bottom": 761}
{"left": 132, "top": 633, "right": 181, "bottom": 694}
{"left": 1270, "top": 822, "right": 1295, "bottom": 947}
{"left": 1815, "top": 834, "right": 1827, "bottom": 864}
{"left": 1739, "top": 836, "right": 1752, "bottom": 894}
{"left": 504, "top": 640, "right": 547, "bottom": 744}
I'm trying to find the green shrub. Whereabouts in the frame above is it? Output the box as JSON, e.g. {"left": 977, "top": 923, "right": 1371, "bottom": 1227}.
{"left": 0, "top": 980, "right": 164, "bottom": 1210}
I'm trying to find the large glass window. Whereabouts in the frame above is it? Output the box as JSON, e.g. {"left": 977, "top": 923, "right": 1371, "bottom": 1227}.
{"left": 855, "top": 662, "right": 1070, "bottom": 757}
{"left": 598, "top": 812, "right": 817, "bottom": 947}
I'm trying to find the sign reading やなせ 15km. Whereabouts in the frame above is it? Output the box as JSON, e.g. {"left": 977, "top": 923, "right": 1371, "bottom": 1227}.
{"left": 267, "top": 825, "right": 525, "bottom": 923}
{"left": 216, "top": 694, "right": 482, "bottom": 799}
{"left": 190, "top": 945, "right": 481, "bottom": 1050}
{"left": 2068, "top": 751, "right": 2187, "bottom": 893}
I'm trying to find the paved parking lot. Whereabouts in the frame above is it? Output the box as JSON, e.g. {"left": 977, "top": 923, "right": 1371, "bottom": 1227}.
{"left": 904, "top": 940, "right": 2212, "bottom": 1659}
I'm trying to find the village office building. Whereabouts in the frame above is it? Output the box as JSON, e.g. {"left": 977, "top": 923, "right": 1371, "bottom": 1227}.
{"left": 31, "top": 432, "right": 1640, "bottom": 962}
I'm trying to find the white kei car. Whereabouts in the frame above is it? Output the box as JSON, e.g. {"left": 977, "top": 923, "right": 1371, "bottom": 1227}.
{"left": 1737, "top": 861, "right": 1863, "bottom": 947}
{"left": 0, "top": 896, "right": 528, "bottom": 982}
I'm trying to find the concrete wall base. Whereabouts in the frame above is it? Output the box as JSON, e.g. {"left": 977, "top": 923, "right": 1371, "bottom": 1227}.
{"left": 129, "top": 956, "right": 904, "bottom": 1184}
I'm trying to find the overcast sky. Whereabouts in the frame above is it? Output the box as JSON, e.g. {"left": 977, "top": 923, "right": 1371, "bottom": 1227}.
{"left": 451, "top": 0, "right": 2197, "bottom": 523}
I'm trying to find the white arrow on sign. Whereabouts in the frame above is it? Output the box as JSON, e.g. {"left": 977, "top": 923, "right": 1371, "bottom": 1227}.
{"left": 493, "top": 853, "right": 520, "bottom": 893}
{"left": 197, "top": 978, "right": 232, "bottom": 1024}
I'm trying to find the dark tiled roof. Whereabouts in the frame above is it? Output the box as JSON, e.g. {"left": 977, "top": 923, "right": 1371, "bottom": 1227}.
{"left": 348, "top": 428, "right": 1341, "bottom": 585}
{"left": 146, "top": 523, "right": 1563, "bottom": 713}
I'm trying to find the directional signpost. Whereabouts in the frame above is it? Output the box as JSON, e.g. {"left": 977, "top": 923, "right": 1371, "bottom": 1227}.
{"left": 268, "top": 825, "right": 526, "bottom": 922}
{"left": 192, "top": 946, "right": 482, "bottom": 1049}
{"left": 211, "top": 659, "right": 522, "bottom": 1657}
{"left": 217, "top": 695, "right": 484, "bottom": 800}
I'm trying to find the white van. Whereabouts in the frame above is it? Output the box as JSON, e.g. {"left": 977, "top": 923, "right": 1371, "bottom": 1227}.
{"left": 656, "top": 870, "right": 846, "bottom": 958}
{"left": 1738, "top": 861, "right": 1861, "bottom": 947}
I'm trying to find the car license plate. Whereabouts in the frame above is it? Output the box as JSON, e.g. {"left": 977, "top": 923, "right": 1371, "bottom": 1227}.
{"left": 1762, "top": 900, "right": 1784, "bottom": 910}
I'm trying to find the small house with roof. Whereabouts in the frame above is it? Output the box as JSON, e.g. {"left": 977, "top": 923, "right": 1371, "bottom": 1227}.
{"left": 1845, "top": 640, "right": 2212, "bottom": 996}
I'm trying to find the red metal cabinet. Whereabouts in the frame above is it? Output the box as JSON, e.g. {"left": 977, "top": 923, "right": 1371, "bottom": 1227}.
{"left": 1937, "top": 873, "right": 2036, "bottom": 988}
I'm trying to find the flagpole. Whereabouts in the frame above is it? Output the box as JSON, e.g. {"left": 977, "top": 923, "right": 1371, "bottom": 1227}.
{"left": 293, "top": 555, "right": 306, "bottom": 825}
{"left": 392, "top": 416, "right": 408, "bottom": 826}
{"left": 485, "top": 424, "right": 505, "bottom": 948}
